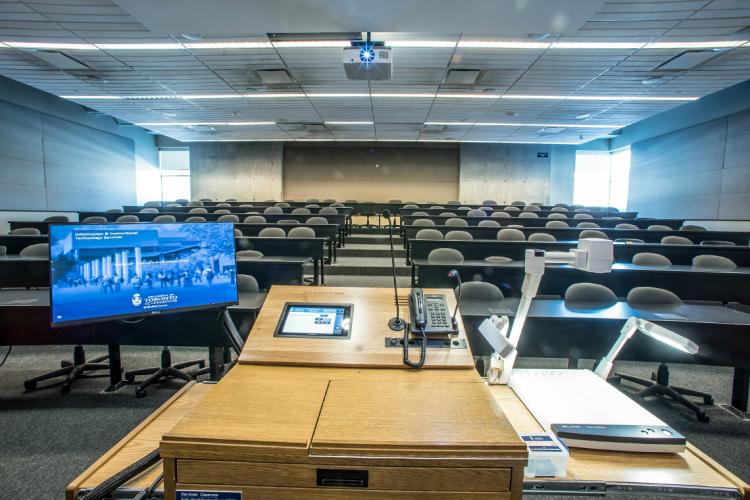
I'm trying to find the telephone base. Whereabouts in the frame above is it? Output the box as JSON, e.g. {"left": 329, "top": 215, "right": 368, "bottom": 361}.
{"left": 385, "top": 337, "right": 467, "bottom": 349}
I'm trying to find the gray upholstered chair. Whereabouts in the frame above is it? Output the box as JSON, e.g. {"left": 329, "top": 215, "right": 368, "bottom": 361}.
{"left": 485, "top": 256, "right": 513, "bottom": 263}
{"left": 239, "top": 204, "right": 254, "bottom": 208}
{"left": 278, "top": 219, "right": 300, "bottom": 225}
{"left": 478, "top": 220, "right": 501, "bottom": 228}
{"left": 185, "top": 216, "right": 206, "bottom": 223}
{"left": 44, "top": 215, "right": 69, "bottom": 222}
{"left": 275, "top": 202, "right": 291, "bottom": 208}
{"left": 412, "top": 211, "right": 429, "bottom": 216}
{"left": 445, "top": 218, "right": 468, "bottom": 227}
{"left": 445, "top": 230, "right": 473, "bottom": 241}
{"left": 491, "top": 212, "right": 511, "bottom": 219}
{"left": 573, "top": 213, "right": 594, "bottom": 219}
{"left": 319, "top": 207, "right": 338, "bottom": 215}
{"left": 305, "top": 204, "right": 320, "bottom": 209}
{"left": 564, "top": 283, "right": 617, "bottom": 308}
{"left": 546, "top": 220, "right": 569, "bottom": 229}
{"left": 579, "top": 229, "right": 609, "bottom": 239}
{"left": 218, "top": 214, "right": 240, "bottom": 223}
{"left": 467, "top": 209, "right": 486, "bottom": 217}
{"left": 550, "top": 206, "right": 568, "bottom": 213}
{"left": 225, "top": 198, "right": 237, "bottom": 202}
{"left": 292, "top": 208, "right": 311, "bottom": 215}
{"left": 189, "top": 207, "right": 208, "bottom": 214}
{"left": 692, "top": 254, "right": 737, "bottom": 269}
{"left": 439, "top": 212, "right": 457, "bottom": 217}
{"left": 661, "top": 236, "right": 693, "bottom": 245}
{"left": 700, "top": 240, "right": 735, "bottom": 246}
{"left": 632, "top": 252, "right": 672, "bottom": 266}
{"left": 615, "top": 238, "right": 645, "bottom": 243}
{"left": 497, "top": 228, "right": 525, "bottom": 241}
{"left": 446, "top": 200, "right": 461, "bottom": 205}
{"left": 547, "top": 213, "right": 568, "bottom": 219}
{"left": 82, "top": 216, "right": 107, "bottom": 223}
{"left": 482, "top": 200, "right": 498, "bottom": 206}
{"left": 403, "top": 204, "right": 419, "bottom": 209}
{"left": 615, "top": 223, "right": 638, "bottom": 230}
{"left": 19, "top": 243, "right": 49, "bottom": 258}
{"left": 647, "top": 224, "right": 672, "bottom": 231}
{"left": 330, "top": 203, "right": 345, "bottom": 208}
{"left": 139, "top": 208, "right": 159, "bottom": 213}
{"left": 680, "top": 224, "right": 706, "bottom": 231}
{"left": 628, "top": 287, "right": 682, "bottom": 311}
{"left": 213, "top": 209, "right": 231, "bottom": 214}
{"left": 216, "top": 203, "right": 232, "bottom": 207}
{"left": 523, "top": 205, "right": 541, "bottom": 212}
{"left": 528, "top": 233, "right": 556, "bottom": 242}
{"left": 416, "top": 229, "right": 444, "bottom": 240}
{"left": 504, "top": 206, "right": 520, "bottom": 212}
{"left": 288, "top": 227, "right": 316, "bottom": 238}
{"left": 143, "top": 201, "right": 161, "bottom": 208}
{"left": 307, "top": 198, "right": 320, "bottom": 203}
{"left": 153, "top": 215, "right": 177, "bottom": 223}
{"left": 243, "top": 215, "right": 266, "bottom": 224}
{"left": 574, "top": 208, "right": 591, "bottom": 213}
{"left": 306, "top": 217, "right": 328, "bottom": 225}
{"left": 166, "top": 203, "right": 181, "bottom": 208}
{"left": 510, "top": 201, "right": 525, "bottom": 206}
{"left": 518, "top": 212, "right": 539, "bottom": 219}
{"left": 427, "top": 248, "right": 464, "bottom": 264}
{"left": 413, "top": 219, "right": 436, "bottom": 227}
{"left": 106, "top": 208, "right": 124, "bottom": 213}
{"left": 388, "top": 199, "right": 402, "bottom": 204}
{"left": 10, "top": 227, "right": 41, "bottom": 236}
{"left": 429, "top": 205, "right": 445, "bottom": 210}
{"left": 577, "top": 222, "right": 600, "bottom": 228}
{"left": 259, "top": 227, "right": 286, "bottom": 238}
{"left": 186, "top": 201, "right": 204, "bottom": 207}
{"left": 236, "top": 251, "right": 264, "bottom": 259}
{"left": 264, "top": 206, "right": 283, "bottom": 214}
{"left": 116, "top": 215, "right": 139, "bottom": 223}
{"left": 234, "top": 228, "right": 242, "bottom": 238}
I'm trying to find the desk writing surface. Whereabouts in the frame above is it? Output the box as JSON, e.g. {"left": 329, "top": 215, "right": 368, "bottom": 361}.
{"left": 238, "top": 285, "right": 474, "bottom": 369}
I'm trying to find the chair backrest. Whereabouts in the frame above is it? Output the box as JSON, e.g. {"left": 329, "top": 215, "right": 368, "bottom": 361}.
{"left": 411, "top": 211, "right": 428, "bottom": 216}
{"left": 504, "top": 206, "right": 520, "bottom": 212}
{"left": 288, "top": 227, "right": 316, "bottom": 238}
{"left": 166, "top": 203, "right": 181, "bottom": 208}
{"left": 291, "top": 208, "right": 311, "bottom": 215}
{"left": 9, "top": 227, "right": 41, "bottom": 235}
{"left": 258, "top": 227, "right": 286, "bottom": 238}
{"left": 574, "top": 208, "right": 591, "bottom": 213}
{"left": 467, "top": 209, "right": 486, "bottom": 217}
{"left": 237, "top": 274, "right": 260, "bottom": 293}
{"left": 239, "top": 204, "right": 254, "bottom": 208}
{"left": 217, "top": 214, "right": 240, "bottom": 223}
{"left": 243, "top": 215, "right": 266, "bottom": 224}
{"left": 214, "top": 209, "right": 231, "bottom": 214}
{"left": 523, "top": 205, "right": 540, "bottom": 211}
{"left": 413, "top": 219, "right": 436, "bottom": 227}
{"left": 479, "top": 206, "right": 494, "bottom": 213}
{"left": 140, "top": 207, "right": 159, "bottom": 213}
{"left": 234, "top": 228, "right": 243, "bottom": 238}
{"left": 186, "top": 200, "right": 204, "bottom": 207}
{"left": 319, "top": 207, "right": 338, "bottom": 215}
{"left": 330, "top": 203, "right": 345, "bottom": 208}
{"left": 576, "top": 222, "right": 600, "bottom": 228}
{"left": 700, "top": 240, "right": 735, "bottom": 246}
{"left": 497, "top": 228, "right": 526, "bottom": 241}
{"left": 518, "top": 212, "right": 539, "bottom": 219}
{"left": 545, "top": 220, "right": 569, "bottom": 229}
{"left": 416, "top": 229, "right": 444, "bottom": 240}
{"left": 491, "top": 211, "right": 511, "bottom": 218}
{"left": 564, "top": 283, "right": 617, "bottom": 308}
{"left": 388, "top": 199, "right": 402, "bottom": 204}
{"left": 185, "top": 216, "right": 206, "bottom": 223}
{"left": 225, "top": 198, "right": 237, "bottom": 202}
{"left": 627, "top": 287, "right": 682, "bottom": 311}
{"left": 144, "top": 201, "right": 162, "bottom": 207}
{"left": 82, "top": 216, "right": 107, "bottom": 223}
{"left": 550, "top": 206, "right": 568, "bottom": 213}
{"left": 615, "top": 223, "right": 638, "bottom": 230}
{"left": 485, "top": 256, "right": 513, "bottom": 263}
{"left": 439, "top": 212, "right": 457, "bottom": 217}
{"left": 307, "top": 198, "right": 320, "bottom": 203}
{"left": 478, "top": 220, "right": 501, "bottom": 228}
{"left": 429, "top": 205, "right": 445, "bottom": 210}
{"left": 116, "top": 215, "right": 139, "bottom": 223}
{"left": 264, "top": 206, "right": 283, "bottom": 214}
{"left": 106, "top": 208, "right": 123, "bottom": 213}
{"left": 275, "top": 202, "right": 291, "bottom": 208}
{"left": 615, "top": 238, "right": 645, "bottom": 243}
{"left": 306, "top": 217, "right": 328, "bottom": 225}
{"left": 647, "top": 224, "right": 672, "bottom": 231}
{"left": 528, "top": 232, "right": 556, "bottom": 242}
{"left": 445, "top": 218, "right": 469, "bottom": 227}
{"left": 305, "top": 204, "right": 320, "bottom": 209}
{"left": 661, "top": 235, "right": 693, "bottom": 245}
{"left": 458, "top": 206, "right": 471, "bottom": 210}
{"left": 692, "top": 254, "right": 737, "bottom": 269}
{"left": 200, "top": 198, "right": 213, "bottom": 202}
{"left": 632, "top": 252, "right": 672, "bottom": 266}
{"left": 278, "top": 219, "right": 300, "bottom": 225}
{"left": 344, "top": 200, "right": 359, "bottom": 204}
{"left": 510, "top": 201, "right": 525, "bottom": 206}
{"left": 427, "top": 248, "right": 464, "bottom": 264}
{"left": 482, "top": 200, "right": 497, "bottom": 206}
{"left": 446, "top": 200, "right": 461, "bottom": 205}
{"left": 445, "top": 230, "right": 473, "bottom": 241}
{"left": 216, "top": 202, "right": 232, "bottom": 207}
{"left": 44, "top": 215, "right": 69, "bottom": 222}
{"left": 547, "top": 213, "right": 568, "bottom": 219}
{"left": 573, "top": 213, "right": 594, "bottom": 219}
{"left": 19, "top": 243, "right": 49, "bottom": 258}
{"left": 681, "top": 224, "right": 707, "bottom": 231}
{"left": 189, "top": 207, "right": 208, "bottom": 214}
{"left": 460, "top": 281, "right": 504, "bottom": 300}
{"left": 403, "top": 204, "right": 419, "bottom": 209}
{"left": 579, "top": 229, "right": 608, "bottom": 239}
{"left": 236, "top": 250, "right": 264, "bottom": 259}
{"left": 153, "top": 215, "right": 177, "bottom": 223}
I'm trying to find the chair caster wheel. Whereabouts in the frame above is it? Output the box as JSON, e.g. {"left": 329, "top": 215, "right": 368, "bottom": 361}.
{"left": 135, "top": 388, "right": 147, "bottom": 398}
{"left": 24, "top": 381, "right": 36, "bottom": 391}
{"left": 698, "top": 413, "right": 710, "bottom": 423}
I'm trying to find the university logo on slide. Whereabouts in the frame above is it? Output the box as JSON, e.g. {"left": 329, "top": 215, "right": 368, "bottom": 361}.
{"left": 131, "top": 293, "right": 142, "bottom": 307}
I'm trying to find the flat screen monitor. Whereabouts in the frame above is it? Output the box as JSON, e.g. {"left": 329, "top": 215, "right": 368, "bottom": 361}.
{"left": 49, "top": 223, "right": 238, "bottom": 326}
{"left": 274, "top": 303, "right": 352, "bottom": 338}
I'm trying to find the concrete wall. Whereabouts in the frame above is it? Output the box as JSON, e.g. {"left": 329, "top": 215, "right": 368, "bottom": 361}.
{"left": 459, "top": 143, "right": 552, "bottom": 205}
{"left": 189, "top": 142, "right": 283, "bottom": 201}
{"left": 283, "top": 144, "right": 459, "bottom": 202}
{"left": 0, "top": 75, "right": 157, "bottom": 211}
{"left": 549, "top": 145, "right": 576, "bottom": 205}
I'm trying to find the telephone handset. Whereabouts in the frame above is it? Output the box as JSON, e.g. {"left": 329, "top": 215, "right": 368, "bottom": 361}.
{"left": 404, "top": 289, "right": 456, "bottom": 368}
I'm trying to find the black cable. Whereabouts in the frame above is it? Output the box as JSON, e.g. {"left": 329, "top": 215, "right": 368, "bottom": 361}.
{"left": 132, "top": 471, "right": 163, "bottom": 500}
{"left": 403, "top": 327, "right": 427, "bottom": 369}
{"left": 0, "top": 346, "right": 11, "bottom": 369}
{"left": 78, "top": 448, "right": 161, "bottom": 500}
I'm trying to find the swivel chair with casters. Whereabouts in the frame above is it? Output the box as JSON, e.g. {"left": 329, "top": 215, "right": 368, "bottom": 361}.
{"left": 614, "top": 287, "right": 713, "bottom": 422}
{"left": 125, "top": 347, "right": 204, "bottom": 398}
{"left": 23, "top": 345, "right": 112, "bottom": 394}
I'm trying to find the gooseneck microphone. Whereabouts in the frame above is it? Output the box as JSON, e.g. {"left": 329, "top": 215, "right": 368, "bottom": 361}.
{"left": 448, "top": 269, "right": 462, "bottom": 330}
{"left": 382, "top": 209, "right": 405, "bottom": 331}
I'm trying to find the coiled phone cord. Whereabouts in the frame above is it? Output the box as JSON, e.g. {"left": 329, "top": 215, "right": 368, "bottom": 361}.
{"left": 403, "top": 326, "right": 427, "bottom": 369}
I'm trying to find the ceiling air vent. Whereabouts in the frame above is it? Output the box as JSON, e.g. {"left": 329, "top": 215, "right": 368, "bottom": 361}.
{"left": 445, "top": 69, "right": 481, "bottom": 85}
{"left": 29, "top": 51, "right": 90, "bottom": 70}
{"left": 653, "top": 50, "right": 722, "bottom": 71}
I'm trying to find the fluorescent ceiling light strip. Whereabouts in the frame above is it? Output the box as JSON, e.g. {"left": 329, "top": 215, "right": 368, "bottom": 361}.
{"left": 438, "top": 93, "right": 500, "bottom": 99}
{"left": 180, "top": 94, "right": 244, "bottom": 99}
{"left": 644, "top": 40, "right": 746, "bottom": 49}
{"left": 273, "top": 40, "right": 350, "bottom": 48}
{"left": 385, "top": 40, "right": 456, "bottom": 48}
{"left": 5, "top": 41, "right": 97, "bottom": 50}
{"left": 550, "top": 42, "right": 645, "bottom": 49}
{"left": 458, "top": 40, "right": 550, "bottom": 49}
{"left": 501, "top": 94, "right": 697, "bottom": 101}
{"left": 96, "top": 43, "right": 184, "bottom": 50}
{"left": 307, "top": 93, "right": 370, "bottom": 98}
{"left": 184, "top": 41, "right": 273, "bottom": 49}
{"left": 325, "top": 121, "right": 374, "bottom": 125}
{"left": 136, "top": 121, "right": 275, "bottom": 126}
{"left": 60, "top": 95, "right": 123, "bottom": 100}
{"left": 244, "top": 93, "right": 306, "bottom": 98}
{"left": 425, "top": 121, "right": 621, "bottom": 129}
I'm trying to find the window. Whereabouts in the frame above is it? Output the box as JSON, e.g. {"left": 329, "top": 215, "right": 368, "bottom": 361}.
{"left": 573, "top": 148, "right": 630, "bottom": 210}
{"left": 158, "top": 149, "right": 190, "bottom": 201}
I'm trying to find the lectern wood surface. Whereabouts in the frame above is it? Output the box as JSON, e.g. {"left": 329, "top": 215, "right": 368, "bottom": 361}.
{"left": 239, "top": 285, "right": 474, "bottom": 369}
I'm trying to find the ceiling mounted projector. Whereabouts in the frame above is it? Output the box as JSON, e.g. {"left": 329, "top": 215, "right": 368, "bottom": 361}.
{"left": 343, "top": 40, "right": 392, "bottom": 80}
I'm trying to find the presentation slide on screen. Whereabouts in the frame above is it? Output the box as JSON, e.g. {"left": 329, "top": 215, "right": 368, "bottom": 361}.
{"left": 49, "top": 223, "right": 238, "bottom": 325}
{"left": 281, "top": 306, "right": 346, "bottom": 336}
